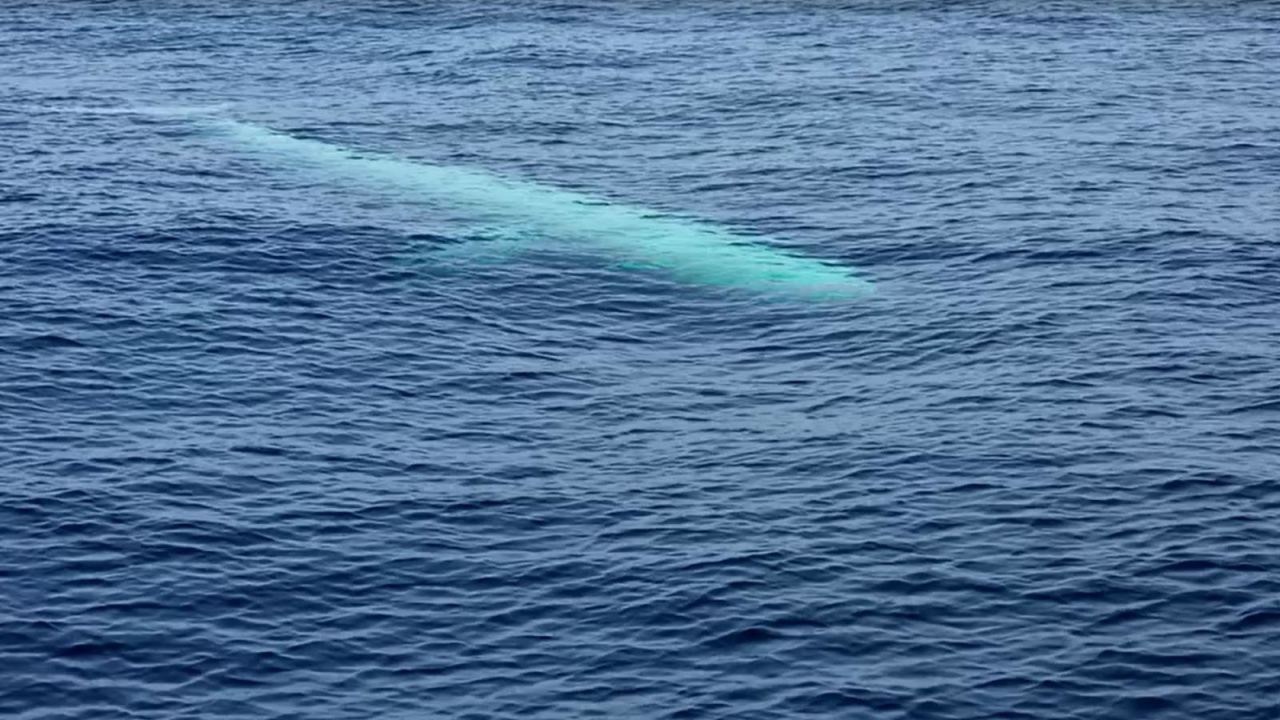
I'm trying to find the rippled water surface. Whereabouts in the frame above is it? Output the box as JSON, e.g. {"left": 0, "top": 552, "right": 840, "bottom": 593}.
{"left": 3, "top": 2, "right": 1280, "bottom": 718}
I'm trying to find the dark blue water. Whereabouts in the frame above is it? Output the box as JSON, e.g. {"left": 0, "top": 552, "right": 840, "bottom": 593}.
{"left": 4, "top": 2, "right": 1280, "bottom": 718}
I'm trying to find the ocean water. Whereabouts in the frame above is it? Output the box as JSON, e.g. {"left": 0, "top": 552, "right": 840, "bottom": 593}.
{"left": 3, "top": 1, "right": 1279, "bottom": 718}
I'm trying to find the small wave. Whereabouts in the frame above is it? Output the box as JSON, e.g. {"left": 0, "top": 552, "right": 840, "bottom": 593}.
{"left": 37, "top": 104, "right": 232, "bottom": 117}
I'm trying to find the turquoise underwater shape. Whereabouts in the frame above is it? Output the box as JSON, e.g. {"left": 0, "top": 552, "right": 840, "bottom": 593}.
{"left": 210, "top": 120, "right": 875, "bottom": 300}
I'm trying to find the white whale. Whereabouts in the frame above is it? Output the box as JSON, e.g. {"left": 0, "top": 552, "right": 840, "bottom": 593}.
{"left": 210, "top": 119, "right": 874, "bottom": 300}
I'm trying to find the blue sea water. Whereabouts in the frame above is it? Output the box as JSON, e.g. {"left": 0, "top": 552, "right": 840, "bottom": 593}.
{"left": 3, "top": 1, "right": 1280, "bottom": 718}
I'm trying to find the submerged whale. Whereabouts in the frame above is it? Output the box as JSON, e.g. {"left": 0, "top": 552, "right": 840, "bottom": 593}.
{"left": 209, "top": 119, "right": 874, "bottom": 299}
